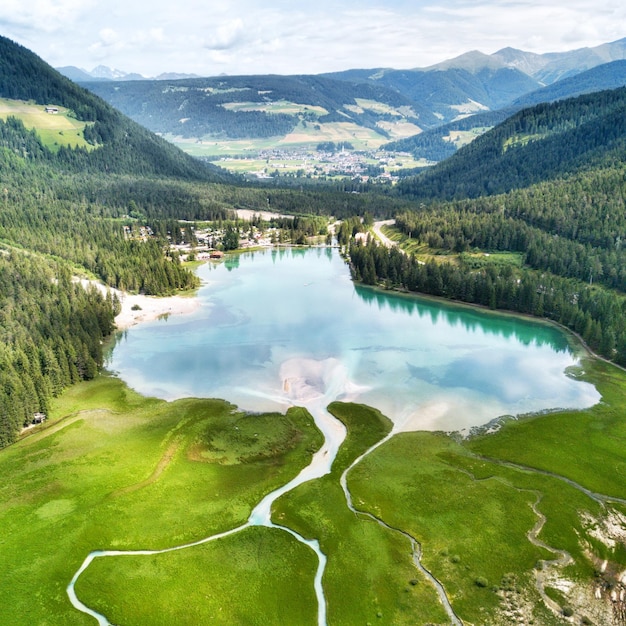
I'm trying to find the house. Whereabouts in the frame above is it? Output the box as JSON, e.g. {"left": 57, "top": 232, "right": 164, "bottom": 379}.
{"left": 209, "top": 250, "right": 225, "bottom": 259}
{"left": 32, "top": 413, "right": 47, "bottom": 424}
{"left": 44, "top": 106, "right": 59, "bottom": 114}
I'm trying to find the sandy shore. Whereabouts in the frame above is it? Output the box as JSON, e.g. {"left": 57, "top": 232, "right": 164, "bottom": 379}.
{"left": 114, "top": 292, "right": 201, "bottom": 330}
{"left": 77, "top": 279, "right": 201, "bottom": 330}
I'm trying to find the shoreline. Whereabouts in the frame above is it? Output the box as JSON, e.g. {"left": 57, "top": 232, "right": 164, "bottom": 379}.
{"left": 114, "top": 291, "right": 201, "bottom": 330}
{"left": 77, "top": 278, "right": 201, "bottom": 330}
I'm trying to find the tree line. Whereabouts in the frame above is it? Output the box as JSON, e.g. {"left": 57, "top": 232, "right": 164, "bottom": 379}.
{"left": 0, "top": 250, "right": 118, "bottom": 446}
{"left": 349, "top": 240, "right": 626, "bottom": 364}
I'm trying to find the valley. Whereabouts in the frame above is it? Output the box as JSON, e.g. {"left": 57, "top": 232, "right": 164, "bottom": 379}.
{"left": 2, "top": 31, "right": 626, "bottom": 626}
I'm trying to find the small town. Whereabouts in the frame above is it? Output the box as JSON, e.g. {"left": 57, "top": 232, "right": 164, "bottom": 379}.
{"left": 218, "top": 147, "right": 418, "bottom": 183}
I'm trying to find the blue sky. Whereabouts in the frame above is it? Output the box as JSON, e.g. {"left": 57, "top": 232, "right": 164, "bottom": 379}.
{"left": 1, "top": 0, "right": 624, "bottom": 76}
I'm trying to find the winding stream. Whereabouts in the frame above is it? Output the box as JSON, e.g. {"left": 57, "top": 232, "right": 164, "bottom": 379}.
{"left": 339, "top": 428, "right": 463, "bottom": 625}
{"left": 67, "top": 361, "right": 348, "bottom": 626}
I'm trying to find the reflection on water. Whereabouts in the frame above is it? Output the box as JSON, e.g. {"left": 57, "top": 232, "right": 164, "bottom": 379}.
{"left": 354, "top": 284, "right": 569, "bottom": 352}
{"left": 107, "top": 248, "right": 599, "bottom": 432}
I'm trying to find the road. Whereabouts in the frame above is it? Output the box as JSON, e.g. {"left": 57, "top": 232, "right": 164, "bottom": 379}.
{"left": 372, "top": 219, "right": 397, "bottom": 248}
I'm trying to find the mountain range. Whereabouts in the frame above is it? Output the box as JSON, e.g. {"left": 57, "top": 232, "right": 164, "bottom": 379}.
{"left": 56, "top": 65, "right": 201, "bottom": 82}
{"left": 72, "top": 37, "right": 626, "bottom": 163}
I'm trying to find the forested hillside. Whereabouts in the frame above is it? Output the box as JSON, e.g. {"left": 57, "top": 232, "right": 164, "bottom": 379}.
{"left": 83, "top": 74, "right": 436, "bottom": 140}
{"left": 383, "top": 60, "right": 626, "bottom": 163}
{"left": 350, "top": 87, "right": 626, "bottom": 367}
{"left": 397, "top": 87, "right": 626, "bottom": 200}
{"left": 325, "top": 65, "right": 539, "bottom": 122}
{"left": 0, "top": 252, "right": 116, "bottom": 446}
{"left": 0, "top": 36, "right": 235, "bottom": 446}
{"left": 0, "top": 36, "right": 230, "bottom": 182}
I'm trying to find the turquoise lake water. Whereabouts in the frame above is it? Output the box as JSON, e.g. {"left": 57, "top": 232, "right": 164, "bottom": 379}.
{"left": 107, "top": 247, "right": 600, "bottom": 432}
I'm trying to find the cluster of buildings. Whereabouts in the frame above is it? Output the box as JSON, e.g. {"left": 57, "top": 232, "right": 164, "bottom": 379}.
{"left": 225, "top": 148, "right": 412, "bottom": 183}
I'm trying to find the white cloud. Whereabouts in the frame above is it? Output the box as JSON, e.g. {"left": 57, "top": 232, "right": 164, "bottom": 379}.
{"left": 204, "top": 18, "right": 246, "bottom": 51}
{"left": 1, "top": 0, "right": 624, "bottom": 76}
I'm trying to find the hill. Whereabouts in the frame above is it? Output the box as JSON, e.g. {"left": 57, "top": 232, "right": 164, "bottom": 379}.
{"left": 79, "top": 38, "right": 626, "bottom": 170}
{"left": 324, "top": 64, "right": 539, "bottom": 124}
{"left": 0, "top": 36, "right": 230, "bottom": 182}
{"left": 384, "top": 60, "right": 626, "bottom": 162}
{"left": 350, "top": 87, "right": 626, "bottom": 368}
{"left": 82, "top": 73, "right": 438, "bottom": 148}
{"left": 0, "top": 35, "right": 240, "bottom": 445}
{"left": 396, "top": 86, "right": 626, "bottom": 200}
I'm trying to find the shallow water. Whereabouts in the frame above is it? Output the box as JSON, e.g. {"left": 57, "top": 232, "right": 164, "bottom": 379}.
{"left": 107, "top": 247, "right": 599, "bottom": 431}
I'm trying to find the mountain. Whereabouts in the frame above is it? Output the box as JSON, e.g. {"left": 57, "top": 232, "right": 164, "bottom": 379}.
{"left": 325, "top": 38, "right": 626, "bottom": 127}
{"left": 73, "top": 37, "right": 626, "bottom": 164}
{"left": 384, "top": 59, "right": 626, "bottom": 162}
{"left": 323, "top": 65, "right": 540, "bottom": 124}
{"left": 0, "top": 36, "right": 229, "bottom": 182}
{"left": 431, "top": 37, "right": 626, "bottom": 84}
{"left": 397, "top": 86, "right": 626, "bottom": 201}
{"left": 57, "top": 65, "right": 203, "bottom": 82}
{"left": 81, "top": 73, "right": 440, "bottom": 141}
{"left": 513, "top": 59, "right": 626, "bottom": 107}
{"left": 89, "top": 64, "right": 145, "bottom": 81}
{"left": 55, "top": 65, "right": 101, "bottom": 82}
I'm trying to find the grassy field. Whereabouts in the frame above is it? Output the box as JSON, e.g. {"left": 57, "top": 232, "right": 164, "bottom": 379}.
{"left": 273, "top": 402, "right": 449, "bottom": 625}
{"left": 2, "top": 338, "right": 626, "bottom": 623}
{"left": 380, "top": 223, "right": 525, "bottom": 267}
{"left": 166, "top": 118, "right": 420, "bottom": 159}
{"left": 0, "top": 376, "right": 322, "bottom": 625}
{"left": 221, "top": 100, "right": 328, "bottom": 116}
{"left": 76, "top": 526, "right": 319, "bottom": 625}
{"left": 445, "top": 127, "right": 492, "bottom": 149}
{"left": 348, "top": 356, "right": 626, "bottom": 624}
{"left": 0, "top": 98, "right": 92, "bottom": 152}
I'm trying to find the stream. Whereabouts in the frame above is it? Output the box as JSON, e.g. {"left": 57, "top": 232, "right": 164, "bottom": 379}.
{"left": 66, "top": 361, "right": 349, "bottom": 626}
{"left": 67, "top": 357, "right": 465, "bottom": 625}
{"left": 340, "top": 429, "right": 463, "bottom": 626}
{"left": 67, "top": 247, "right": 601, "bottom": 624}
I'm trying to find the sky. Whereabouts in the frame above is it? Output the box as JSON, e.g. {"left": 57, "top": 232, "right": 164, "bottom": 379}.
{"left": 1, "top": 0, "right": 625, "bottom": 77}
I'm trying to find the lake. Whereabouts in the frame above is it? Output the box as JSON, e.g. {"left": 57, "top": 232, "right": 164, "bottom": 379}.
{"left": 107, "top": 247, "right": 600, "bottom": 432}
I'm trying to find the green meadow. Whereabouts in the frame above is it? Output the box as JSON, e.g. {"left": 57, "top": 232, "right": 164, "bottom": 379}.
{"left": 0, "top": 376, "right": 322, "bottom": 625}
{"left": 1, "top": 353, "right": 626, "bottom": 624}
{"left": 0, "top": 98, "right": 92, "bottom": 152}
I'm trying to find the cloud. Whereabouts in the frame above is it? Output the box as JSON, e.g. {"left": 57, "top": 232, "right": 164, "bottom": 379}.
{"left": 0, "top": 0, "right": 95, "bottom": 33}
{"left": 204, "top": 18, "right": 246, "bottom": 51}
{"left": 1, "top": 0, "right": 625, "bottom": 76}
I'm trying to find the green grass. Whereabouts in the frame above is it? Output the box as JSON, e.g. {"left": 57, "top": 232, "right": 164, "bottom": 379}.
{"left": 0, "top": 98, "right": 92, "bottom": 152}
{"left": 382, "top": 224, "right": 526, "bottom": 268}
{"left": 221, "top": 100, "right": 328, "bottom": 116}
{"left": 273, "top": 403, "right": 449, "bottom": 625}
{"left": 0, "top": 375, "right": 322, "bottom": 625}
{"left": 349, "top": 432, "right": 551, "bottom": 623}
{"left": 467, "top": 358, "right": 626, "bottom": 500}
{"left": 167, "top": 120, "right": 400, "bottom": 158}
{"left": 76, "top": 526, "right": 319, "bottom": 625}
{"left": 343, "top": 357, "right": 626, "bottom": 623}
{"left": 4, "top": 337, "right": 626, "bottom": 623}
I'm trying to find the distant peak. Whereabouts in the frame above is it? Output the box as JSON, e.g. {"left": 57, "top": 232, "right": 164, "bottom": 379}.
{"left": 421, "top": 50, "right": 505, "bottom": 73}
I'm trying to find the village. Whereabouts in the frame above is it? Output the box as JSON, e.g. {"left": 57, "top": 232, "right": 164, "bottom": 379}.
{"left": 123, "top": 210, "right": 330, "bottom": 262}
{"left": 216, "top": 146, "right": 421, "bottom": 183}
